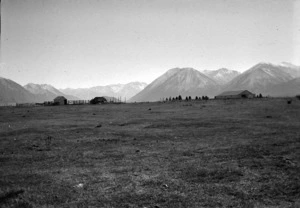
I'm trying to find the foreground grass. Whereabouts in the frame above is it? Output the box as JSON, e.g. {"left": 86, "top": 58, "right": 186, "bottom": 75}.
{"left": 0, "top": 98, "right": 299, "bottom": 207}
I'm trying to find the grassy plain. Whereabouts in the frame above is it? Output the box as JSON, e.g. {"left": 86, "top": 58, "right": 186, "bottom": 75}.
{"left": 0, "top": 98, "right": 299, "bottom": 208}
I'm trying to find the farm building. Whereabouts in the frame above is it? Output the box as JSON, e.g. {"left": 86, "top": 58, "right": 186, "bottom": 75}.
{"left": 215, "top": 90, "right": 255, "bottom": 99}
{"left": 90, "top": 97, "right": 107, "bottom": 104}
{"left": 53, "top": 96, "right": 67, "bottom": 105}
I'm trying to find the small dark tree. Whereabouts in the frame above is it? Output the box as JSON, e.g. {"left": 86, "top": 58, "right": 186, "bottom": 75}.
{"left": 195, "top": 96, "right": 198, "bottom": 100}
{"left": 172, "top": 97, "right": 175, "bottom": 101}
{"left": 259, "top": 93, "right": 263, "bottom": 98}
{"left": 202, "top": 96, "right": 209, "bottom": 100}
{"left": 189, "top": 96, "right": 191, "bottom": 100}
{"left": 179, "top": 95, "right": 182, "bottom": 100}
{"left": 185, "top": 96, "right": 188, "bottom": 101}
{"left": 176, "top": 96, "right": 178, "bottom": 100}
{"left": 169, "top": 97, "right": 172, "bottom": 101}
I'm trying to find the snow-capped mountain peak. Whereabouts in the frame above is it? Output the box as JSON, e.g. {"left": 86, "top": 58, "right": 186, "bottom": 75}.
{"left": 203, "top": 68, "right": 240, "bottom": 85}
{"left": 279, "top": 62, "right": 300, "bottom": 69}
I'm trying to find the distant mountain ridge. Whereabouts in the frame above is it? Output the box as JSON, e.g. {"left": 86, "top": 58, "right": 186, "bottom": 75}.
{"left": 129, "top": 68, "right": 220, "bottom": 102}
{"left": 202, "top": 68, "right": 240, "bottom": 85}
{"left": 25, "top": 83, "right": 62, "bottom": 95}
{"left": 60, "top": 82, "right": 147, "bottom": 100}
{"left": 224, "top": 62, "right": 300, "bottom": 95}
{"left": 24, "top": 83, "right": 79, "bottom": 101}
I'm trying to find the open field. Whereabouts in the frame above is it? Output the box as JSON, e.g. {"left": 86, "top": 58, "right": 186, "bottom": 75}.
{"left": 0, "top": 98, "right": 300, "bottom": 207}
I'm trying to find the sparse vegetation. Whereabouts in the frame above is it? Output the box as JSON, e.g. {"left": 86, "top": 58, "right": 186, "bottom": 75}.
{"left": 0, "top": 98, "right": 299, "bottom": 207}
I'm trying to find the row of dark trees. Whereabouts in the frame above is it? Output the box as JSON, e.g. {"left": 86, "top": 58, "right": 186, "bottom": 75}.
{"left": 164, "top": 95, "right": 209, "bottom": 102}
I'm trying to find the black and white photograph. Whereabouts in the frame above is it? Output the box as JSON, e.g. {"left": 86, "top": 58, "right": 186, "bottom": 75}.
{"left": 0, "top": 0, "right": 300, "bottom": 207}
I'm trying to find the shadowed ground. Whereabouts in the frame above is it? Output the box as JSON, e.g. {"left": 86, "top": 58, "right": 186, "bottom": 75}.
{"left": 0, "top": 98, "right": 299, "bottom": 207}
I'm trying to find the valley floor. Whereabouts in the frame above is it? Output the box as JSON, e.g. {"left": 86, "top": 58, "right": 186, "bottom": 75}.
{"left": 0, "top": 98, "right": 299, "bottom": 207}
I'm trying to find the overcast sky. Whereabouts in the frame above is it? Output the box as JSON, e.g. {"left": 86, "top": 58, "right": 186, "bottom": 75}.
{"left": 1, "top": 0, "right": 300, "bottom": 88}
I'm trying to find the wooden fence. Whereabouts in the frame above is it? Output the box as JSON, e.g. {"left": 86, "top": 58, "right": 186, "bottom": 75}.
{"left": 67, "top": 100, "right": 90, "bottom": 105}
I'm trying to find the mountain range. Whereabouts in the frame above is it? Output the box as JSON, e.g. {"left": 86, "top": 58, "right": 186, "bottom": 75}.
{"left": 130, "top": 62, "right": 300, "bottom": 102}
{"left": 1, "top": 62, "right": 300, "bottom": 104}
{"left": 0, "top": 78, "right": 147, "bottom": 104}
{"left": 0, "top": 79, "right": 80, "bottom": 104}
{"left": 60, "top": 82, "right": 147, "bottom": 101}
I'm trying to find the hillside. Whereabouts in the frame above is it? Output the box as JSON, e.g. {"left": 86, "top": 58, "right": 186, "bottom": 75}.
{"left": 267, "top": 77, "right": 300, "bottom": 97}
{"left": 0, "top": 77, "right": 37, "bottom": 104}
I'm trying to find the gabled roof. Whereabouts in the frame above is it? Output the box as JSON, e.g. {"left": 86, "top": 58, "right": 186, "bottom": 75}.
{"left": 216, "top": 90, "right": 251, "bottom": 96}
{"left": 93, "top": 97, "right": 106, "bottom": 99}
{"left": 54, "top": 96, "right": 67, "bottom": 100}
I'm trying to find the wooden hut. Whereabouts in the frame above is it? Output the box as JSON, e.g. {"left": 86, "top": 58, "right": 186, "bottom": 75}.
{"left": 54, "top": 96, "right": 67, "bottom": 105}
{"left": 90, "top": 97, "right": 107, "bottom": 104}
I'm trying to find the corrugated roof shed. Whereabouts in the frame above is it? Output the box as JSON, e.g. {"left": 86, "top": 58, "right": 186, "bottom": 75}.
{"left": 217, "top": 90, "right": 248, "bottom": 96}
